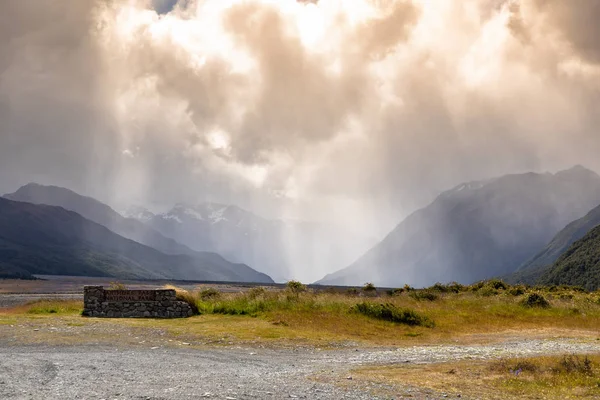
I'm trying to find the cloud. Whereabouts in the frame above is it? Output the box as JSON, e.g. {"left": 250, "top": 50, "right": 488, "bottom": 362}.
{"left": 1, "top": 0, "right": 600, "bottom": 279}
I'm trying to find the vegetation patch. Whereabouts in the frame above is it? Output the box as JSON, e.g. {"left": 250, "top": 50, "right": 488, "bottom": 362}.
{"left": 352, "top": 302, "right": 434, "bottom": 327}
{"left": 521, "top": 293, "right": 551, "bottom": 308}
{"left": 22, "top": 299, "right": 82, "bottom": 315}
{"left": 409, "top": 290, "right": 439, "bottom": 301}
{"left": 353, "top": 355, "right": 600, "bottom": 400}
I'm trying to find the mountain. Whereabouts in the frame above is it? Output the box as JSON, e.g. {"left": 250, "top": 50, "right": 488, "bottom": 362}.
{"left": 515, "top": 202, "right": 600, "bottom": 277}
{"left": 137, "top": 203, "right": 373, "bottom": 283}
{"left": 4, "top": 183, "right": 193, "bottom": 257}
{"left": 0, "top": 197, "right": 273, "bottom": 282}
{"left": 536, "top": 224, "right": 600, "bottom": 290}
{"left": 317, "top": 166, "right": 600, "bottom": 288}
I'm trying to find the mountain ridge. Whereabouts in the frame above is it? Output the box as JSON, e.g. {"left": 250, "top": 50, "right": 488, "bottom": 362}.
{"left": 317, "top": 166, "right": 600, "bottom": 287}
{"left": 2, "top": 185, "right": 273, "bottom": 283}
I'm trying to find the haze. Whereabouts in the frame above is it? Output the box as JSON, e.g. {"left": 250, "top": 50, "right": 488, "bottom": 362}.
{"left": 1, "top": 0, "right": 599, "bottom": 282}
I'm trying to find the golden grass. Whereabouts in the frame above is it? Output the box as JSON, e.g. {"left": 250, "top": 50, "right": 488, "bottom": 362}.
{"left": 352, "top": 354, "right": 600, "bottom": 399}
{"left": 1, "top": 288, "right": 599, "bottom": 348}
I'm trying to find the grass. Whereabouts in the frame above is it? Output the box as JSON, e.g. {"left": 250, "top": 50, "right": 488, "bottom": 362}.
{"left": 7, "top": 299, "right": 83, "bottom": 315}
{"left": 353, "top": 354, "right": 600, "bottom": 399}
{"left": 351, "top": 302, "right": 434, "bottom": 327}
{"left": 2, "top": 282, "right": 600, "bottom": 348}
{"left": 141, "top": 282, "right": 600, "bottom": 346}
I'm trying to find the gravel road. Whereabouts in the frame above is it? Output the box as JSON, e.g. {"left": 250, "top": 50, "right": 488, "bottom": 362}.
{"left": 1, "top": 338, "right": 599, "bottom": 400}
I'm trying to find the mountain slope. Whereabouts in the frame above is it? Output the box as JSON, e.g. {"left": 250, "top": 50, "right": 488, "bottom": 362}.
{"left": 537, "top": 224, "right": 600, "bottom": 290}
{"left": 318, "top": 166, "right": 600, "bottom": 287}
{"left": 140, "top": 203, "right": 373, "bottom": 283}
{"left": 0, "top": 197, "right": 273, "bottom": 282}
{"left": 5, "top": 183, "right": 193, "bottom": 256}
{"left": 516, "top": 203, "right": 600, "bottom": 275}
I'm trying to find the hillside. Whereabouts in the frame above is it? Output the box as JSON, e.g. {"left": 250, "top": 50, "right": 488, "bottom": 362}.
{"left": 537, "top": 224, "right": 600, "bottom": 290}
{"left": 4, "top": 183, "right": 193, "bottom": 256}
{"left": 131, "top": 203, "right": 373, "bottom": 283}
{"left": 516, "top": 203, "right": 600, "bottom": 276}
{"left": 3, "top": 184, "right": 270, "bottom": 281}
{"left": 0, "top": 198, "right": 273, "bottom": 283}
{"left": 317, "top": 166, "right": 600, "bottom": 288}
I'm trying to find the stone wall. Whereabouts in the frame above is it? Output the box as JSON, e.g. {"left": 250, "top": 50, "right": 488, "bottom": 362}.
{"left": 82, "top": 286, "right": 193, "bottom": 318}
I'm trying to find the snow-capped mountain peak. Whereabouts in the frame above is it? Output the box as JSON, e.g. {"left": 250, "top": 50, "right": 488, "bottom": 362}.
{"left": 122, "top": 205, "right": 156, "bottom": 222}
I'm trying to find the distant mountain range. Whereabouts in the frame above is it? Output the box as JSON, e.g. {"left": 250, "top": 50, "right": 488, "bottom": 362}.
{"left": 317, "top": 166, "right": 600, "bottom": 287}
{"left": 124, "top": 203, "right": 374, "bottom": 282}
{"left": 5, "top": 165, "right": 600, "bottom": 287}
{"left": 2, "top": 186, "right": 273, "bottom": 283}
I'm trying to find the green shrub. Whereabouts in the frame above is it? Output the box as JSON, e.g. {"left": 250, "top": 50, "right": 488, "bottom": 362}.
{"left": 389, "top": 288, "right": 405, "bottom": 296}
{"left": 430, "top": 282, "right": 465, "bottom": 293}
{"left": 346, "top": 287, "right": 359, "bottom": 296}
{"left": 478, "top": 287, "right": 499, "bottom": 297}
{"left": 403, "top": 284, "right": 414, "bottom": 292}
{"left": 352, "top": 302, "right": 434, "bottom": 327}
{"left": 409, "top": 290, "right": 439, "bottom": 301}
{"left": 486, "top": 279, "right": 508, "bottom": 290}
{"left": 521, "top": 293, "right": 551, "bottom": 308}
{"left": 469, "top": 281, "right": 486, "bottom": 291}
{"left": 507, "top": 286, "right": 526, "bottom": 296}
{"left": 362, "top": 282, "right": 377, "bottom": 294}
{"left": 286, "top": 280, "right": 306, "bottom": 294}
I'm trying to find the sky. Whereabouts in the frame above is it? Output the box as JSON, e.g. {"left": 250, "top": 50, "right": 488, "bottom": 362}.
{"left": 1, "top": 0, "right": 600, "bottom": 242}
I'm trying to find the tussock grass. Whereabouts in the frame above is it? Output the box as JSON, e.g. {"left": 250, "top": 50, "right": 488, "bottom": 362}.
{"left": 164, "top": 284, "right": 199, "bottom": 315}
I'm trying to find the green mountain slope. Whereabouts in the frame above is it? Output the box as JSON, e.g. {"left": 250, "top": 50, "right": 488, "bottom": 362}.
{"left": 537, "top": 225, "right": 600, "bottom": 290}
{"left": 0, "top": 197, "right": 273, "bottom": 283}
{"left": 516, "top": 203, "right": 600, "bottom": 275}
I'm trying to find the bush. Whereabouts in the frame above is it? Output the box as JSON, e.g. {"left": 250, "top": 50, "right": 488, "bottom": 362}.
{"left": 286, "top": 280, "right": 306, "bottom": 294}
{"left": 403, "top": 284, "right": 414, "bottom": 292}
{"left": 478, "top": 287, "right": 499, "bottom": 297}
{"left": 199, "top": 287, "right": 221, "bottom": 300}
{"left": 346, "top": 288, "right": 359, "bottom": 296}
{"left": 247, "top": 286, "right": 267, "bottom": 299}
{"left": 555, "top": 355, "right": 593, "bottom": 376}
{"left": 486, "top": 279, "right": 508, "bottom": 290}
{"left": 362, "top": 282, "right": 377, "bottom": 294}
{"left": 108, "top": 282, "right": 127, "bottom": 290}
{"left": 521, "top": 293, "right": 551, "bottom": 308}
{"left": 430, "top": 282, "right": 465, "bottom": 293}
{"left": 507, "top": 286, "right": 526, "bottom": 296}
{"left": 409, "top": 290, "right": 439, "bottom": 301}
{"left": 352, "top": 302, "right": 434, "bottom": 327}
{"left": 389, "top": 288, "right": 405, "bottom": 296}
